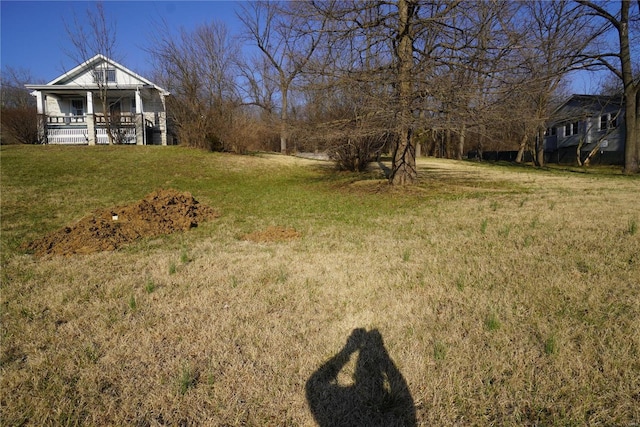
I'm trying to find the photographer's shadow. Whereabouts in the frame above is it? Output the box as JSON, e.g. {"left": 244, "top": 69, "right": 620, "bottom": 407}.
{"left": 306, "top": 328, "right": 416, "bottom": 427}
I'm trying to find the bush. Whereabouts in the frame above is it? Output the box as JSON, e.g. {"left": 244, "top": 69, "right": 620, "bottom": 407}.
{"left": 0, "top": 108, "right": 39, "bottom": 144}
{"left": 328, "top": 133, "right": 393, "bottom": 172}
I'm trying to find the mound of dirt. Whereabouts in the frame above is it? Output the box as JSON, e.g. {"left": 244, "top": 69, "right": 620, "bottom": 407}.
{"left": 24, "top": 189, "right": 219, "bottom": 257}
{"left": 241, "top": 226, "right": 301, "bottom": 243}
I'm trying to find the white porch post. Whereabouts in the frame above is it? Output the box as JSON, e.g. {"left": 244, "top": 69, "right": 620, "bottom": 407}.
{"left": 86, "top": 91, "right": 96, "bottom": 145}
{"left": 34, "top": 91, "right": 46, "bottom": 144}
{"left": 135, "top": 88, "right": 144, "bottom": 145}
{"left": 35, "top": 91, "right": 44, "bottom": 114}
{"left": 160, "top": 94, "right": 168, "bottom": 146}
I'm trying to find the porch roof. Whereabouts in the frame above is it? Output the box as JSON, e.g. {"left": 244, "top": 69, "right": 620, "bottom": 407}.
{"left": 25, "top": 84, "right": 162, "bottom": 96}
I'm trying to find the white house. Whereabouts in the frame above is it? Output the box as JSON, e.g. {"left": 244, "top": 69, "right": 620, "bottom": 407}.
{"left": 25, "top": 54, "right": 170, "bottom": 145}
{"left": 543, "top": 94, "right": 625, "bottom": 165}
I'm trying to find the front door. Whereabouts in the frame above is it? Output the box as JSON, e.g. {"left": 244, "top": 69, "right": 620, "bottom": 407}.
{"left": 109, "top": 100, "right": 121, "bottom": 122}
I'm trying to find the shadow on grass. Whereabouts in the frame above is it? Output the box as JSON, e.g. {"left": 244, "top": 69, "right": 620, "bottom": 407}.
{"left": 377, "top": 161, "right": 392, "bottom": 179}
{"left": 306, "top": 328, "right": 416, "bottom": 427}
{"left": 304, "top": 159, "right": 521, "bottom": 197}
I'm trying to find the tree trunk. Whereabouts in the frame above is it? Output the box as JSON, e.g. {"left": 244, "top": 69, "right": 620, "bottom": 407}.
{"left": 576, "top": 0, "right": 638, "bottom": 173}
{"left": 583, "top": 139, "right": 604, "bottom": 166}
{"left": 444, "top": 128, "right": 452, "bottom": 159}
{"left": 577, "top": 139, "right": 584, "bottom": 166}
{"left": 390, "top": 0, "right": 417, "bottom": 185}
{"left": 101, "top": 97, "right": 115, "bottom": 145}
{"left": 457, "top": 125, "right": 465, "bottom": 160}
{"left": 619, "top": 0, "right": 638, "bottom": 173}
{"left": 515, "top": 133, "right": 527, "bottom": 163}
{"left": 391, "top": 129, "right": 416, "bottom": 185}
{"left": 428, "top": 131, "right": 437, "bottom": 157}
{"left": 280, "top": 80, "right": 289, "bottom": 154}
{"left": 535, "top": 127, "right": 545, "bottom": 167}
{"left": 622, "top": 85, "right": 639, "bottom": 173}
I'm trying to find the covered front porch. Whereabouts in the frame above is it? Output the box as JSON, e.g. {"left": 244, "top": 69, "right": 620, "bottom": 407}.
{"left": 44, "top": 113, "right": 154, "bottom": 145}
{"left": 32, "top": 86, "right": 167, "bottom": 145}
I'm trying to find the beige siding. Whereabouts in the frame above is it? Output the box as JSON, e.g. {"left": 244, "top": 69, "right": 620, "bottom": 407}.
{"left": 45, "top": 96, "right": 64, "bottom": 115}
{"left": 57, "top": 59, "right": 148, "bottom": 88}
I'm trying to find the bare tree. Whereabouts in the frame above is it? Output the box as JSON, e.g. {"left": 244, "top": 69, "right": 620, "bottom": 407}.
{"left": 575, "top": 0, "right": 640, "bottom": 173}
{"left": 149, "top": 20, "right": 243, "bottom": 151}
{"left": 295, "top": 46, "right": 394, "bottom": 169}
{"left": 262, "top": 0, "right": 632, "bottom": 176}
{"left": 237, "top": 1, "right": 327, "bottom": 154}
{"left": 1, "top": 67, "right": 37, "bottom": 110}
{"left": 390, "top": 0, "right": 418, "bottom": 184}
{"left": 64, "top": 1, "right": 122, "bottom": 145}
{"left": 306, "top": 0, "right": 464, "bottom": 184}
{"left": 428, "top": 0, "right": 522, "bottom": 161}
{"left": 510, "top": 1, "right": 603, "bottom": 166}
{"left": 1, "top": 67, "right": 40, "bottom": 144}
{"left": 238, "top": 54, "right": 279, "bottom": 120}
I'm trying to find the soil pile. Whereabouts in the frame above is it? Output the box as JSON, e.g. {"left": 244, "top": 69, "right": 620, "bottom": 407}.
{"left": 24, "top": 189, "right": 219, "bottom": 256}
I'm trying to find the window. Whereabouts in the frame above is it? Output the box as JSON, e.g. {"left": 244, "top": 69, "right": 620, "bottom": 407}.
{"left": 565, "top": 122, "right": 579, "bottom": 136}
{"left": 130, "top": 98, "right": 136, "bottom": 113}
{"left": 545, "top": 127, "right": 557, "bottom": 136}
{"left": 600, "top": 114, "right": 618, "bottom": 131}
{"left": 93, "top": 68, "right": 116, "bottom": 84}
{"left": 71, "top": 99, "right": 84, "bottom": 116}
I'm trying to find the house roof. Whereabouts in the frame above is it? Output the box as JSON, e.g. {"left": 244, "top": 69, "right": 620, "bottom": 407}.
{"left": 557, "top": 94, "right": 623, "bottom": 111}
{"left": 548, "top": 94, "right": 623, "bottom": 125}
{"left": 25, "top": 54, "right": 169, "bottom": 96}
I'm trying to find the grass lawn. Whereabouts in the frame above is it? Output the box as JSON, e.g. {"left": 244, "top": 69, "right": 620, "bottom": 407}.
{"left": 1, "top": 145, "right": 639, "bottom": 426}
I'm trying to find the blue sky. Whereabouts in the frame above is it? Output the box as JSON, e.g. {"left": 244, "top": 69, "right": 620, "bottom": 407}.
{"left": 1, "top": 0, "right": 611, "bottom": 93}
{"left": 1, "top": 1, "right": 245, "bottom": 82}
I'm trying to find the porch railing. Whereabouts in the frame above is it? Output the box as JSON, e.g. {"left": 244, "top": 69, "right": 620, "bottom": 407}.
{"left": 43, "top": 114, "right": 139, "bottom": 144}
{"left": 96, "top": 127, "right": 137, "bottom": 145}
{"left": 96, "top": 113, "right": 136, "bottom": 125}
{"left": 46, "top": 114, "right": 139, "bottom": 126}
{"left": 47, "top": 128, "right": 89, "bottom": 144}
{"left": 47, "top": 115, "right": 86, "bottom": 124}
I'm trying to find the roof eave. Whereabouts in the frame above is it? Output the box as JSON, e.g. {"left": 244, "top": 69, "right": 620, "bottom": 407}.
{"left": 31, "top": 54, "right": 169, "bottom": 94}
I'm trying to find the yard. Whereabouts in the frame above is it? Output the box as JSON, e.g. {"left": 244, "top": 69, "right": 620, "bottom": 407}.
{"left": 1, "top": 145, "right": 639, "bottom": 425}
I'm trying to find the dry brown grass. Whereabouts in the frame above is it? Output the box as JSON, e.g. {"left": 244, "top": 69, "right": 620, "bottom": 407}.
{"left": 1, "top": 146, "right": 639, "bottom": 426}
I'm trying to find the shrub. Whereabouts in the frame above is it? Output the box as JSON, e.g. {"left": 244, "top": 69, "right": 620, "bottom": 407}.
{"left": 0, "top": 107, "right": 40, "bottom": 144}
{"left": 328, "top": 133, "right": 392, "bottom": 172}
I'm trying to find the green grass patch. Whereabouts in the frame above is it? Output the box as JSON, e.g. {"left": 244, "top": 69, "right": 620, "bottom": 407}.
{"left": 178, "top": 364, "right": 199, "bottom": 395}
{"left": 544, "top": 334, "right": 558, "bottom": 356}
{"left": 484, "top": 311, "right": 501, "bottom": 331}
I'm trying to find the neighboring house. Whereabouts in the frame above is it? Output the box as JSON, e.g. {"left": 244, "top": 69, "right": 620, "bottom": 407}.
{"left": 25, "top": 54, "right": 170, "bottom": 145}
{"left": 543, "top": 94, "right": 625, "bottom": 165}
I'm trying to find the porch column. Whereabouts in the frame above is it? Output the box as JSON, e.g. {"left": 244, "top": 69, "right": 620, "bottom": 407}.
{"left": 86, "top": 91, "right": 96, "bottom": 145}
{"left": 35, "top": 91, "right": 44, "bottom": 114}
{"left": 160, "top": 94, "right": 168, "bottom": 146}
{"left": 34, "top": 91, "right": 46, "bottom": 144}
{"left": 135, "top": 88, "right": 144, "bottom": 145}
